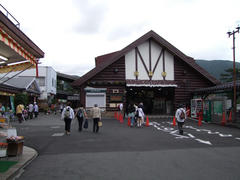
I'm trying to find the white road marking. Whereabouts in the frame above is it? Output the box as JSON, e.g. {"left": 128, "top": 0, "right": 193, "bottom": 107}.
{"left": 188, "top": 133, "right": 195, "bottom": 138}
{"left": 151, "top": 121, "right": 237, "bottom": 146}
{"left": 50, "top": 126, "right": 60, "bottom": 129}
{"left": 170, "top": 130, "right": 178, "bottom": 134}
{"left": 195, "top": 139, "right": 212, "bottom": 145}
{"left": 207, "top": 131, "right": 219, "bottom": 134}
{"left": 219, "top": 134, "right": 232, "bottom": 137}
{"left": 52, "top": 133, "right": 64, "bottom": 136}
{"left": 172, "top": 134, "right": 189, "bottom": 139}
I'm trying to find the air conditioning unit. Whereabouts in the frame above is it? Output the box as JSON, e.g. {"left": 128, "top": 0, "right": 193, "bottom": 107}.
{"left": 112, "top": 89, "right": 119, "bottom": 93}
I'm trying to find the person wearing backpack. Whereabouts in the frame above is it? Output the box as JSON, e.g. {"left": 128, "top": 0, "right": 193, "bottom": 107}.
{"left": 175, "top": 104, "right": 186, "bottom": 135}
{"left": 76, "top": 104, "right": 88, "bottom": 132}
{"left": 61, "top": 102, "right": 75, "bottom": 135}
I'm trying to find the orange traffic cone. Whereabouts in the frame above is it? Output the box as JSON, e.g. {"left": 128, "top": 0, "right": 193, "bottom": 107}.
{"left": 145, "top": 116, "right": 150, "bottom": 127}
{"left": 198, "top": 115, "right": 202, "bottom": 126}
{"left": 221, "top": 112, "right": 226, "bottom": 126}
{"left": 128, "top": 117, "right": 131, "bottom": 126}
{"left": 173, "top": 116, "right": 176, "bottom": 126}
{"left": 120, "top": 114, "right": 123, "bottom": 123}
{"left": 117, "top": 112, "right": 120, "bottom": 121}
{"left": 228, "top": 111, "right": 232, "bottom": 122}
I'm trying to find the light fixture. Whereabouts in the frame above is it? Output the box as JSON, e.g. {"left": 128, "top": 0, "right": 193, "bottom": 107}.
{"left": 0, "top": 55, "right": 8, "bottom": 61}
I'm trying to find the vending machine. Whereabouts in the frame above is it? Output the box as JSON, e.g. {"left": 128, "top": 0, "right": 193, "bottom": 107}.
{"left": 191, "top": 99, "right": 203, "bottom": 119}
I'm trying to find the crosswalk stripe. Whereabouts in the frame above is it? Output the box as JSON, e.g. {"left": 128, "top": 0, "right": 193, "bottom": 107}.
{"left": 52, "top": 133, "right": 64, "bottom": 136}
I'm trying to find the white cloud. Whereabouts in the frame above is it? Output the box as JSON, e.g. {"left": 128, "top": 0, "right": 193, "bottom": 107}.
{"left": 1, "top": 0, "right": 240, "bottom": 76}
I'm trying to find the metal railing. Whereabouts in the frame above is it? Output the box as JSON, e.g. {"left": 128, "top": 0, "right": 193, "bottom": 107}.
{"left": 0, "top": 4, "right": 20, "bottom": 28}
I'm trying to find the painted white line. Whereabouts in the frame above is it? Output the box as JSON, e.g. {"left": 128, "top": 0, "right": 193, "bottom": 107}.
{"left": 173, "top": 134, "right": 189, "bottom": 139}
{"left": 219, "top": 134, "right": 232, "bottom": 137}
{"left": 50, "top": 126, "right": 60, "bottom": 129}
{"left": 207, "top": 131, "right": 220, "bottom": 135}
{"left": 195, "top": 139, "right": 212, "bottom": 145}
{"left": 52, "top": 133, "right": 64, "bottom": 136}
{"left": 170, "top": 130, "right": 178, "bottom": 134}
{"left": 235, "top": 138, "right": 240, "bottom": 140}
{"left": 188, "top": 133, "right": 195, "bottom": 138}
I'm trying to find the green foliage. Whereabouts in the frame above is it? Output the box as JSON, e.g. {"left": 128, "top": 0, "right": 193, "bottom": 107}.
{"left": 14, "top": 93, "right": 29, "bottom": 106}
{"left": 220, "top": 68, "right": 240, "bottom": 82}
{"left": 196, "top": 60, "right": 240, "bottom": 82}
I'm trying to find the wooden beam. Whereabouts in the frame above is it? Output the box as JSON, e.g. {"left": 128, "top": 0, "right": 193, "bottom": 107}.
{"left": 136, "top": 47, "right": 149, "bottom": 77}
{"left": 163, "top": 49, "right": 165, "bottom": 80}
{"left": 135, "top": 47, "right": 138, "bottom": 80}
{"left": 149, "top": 39, "right": 152, "bottom": 80}
{"left": 152, "top": 48, "right": 163, "bottom": 74}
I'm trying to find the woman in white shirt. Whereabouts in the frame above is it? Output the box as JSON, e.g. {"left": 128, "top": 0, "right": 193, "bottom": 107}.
{"left": 61, "top": 102, "right": 75, "bottom": 135}
{"left": 137, "top": 104, "right": 145, "bottom": 127}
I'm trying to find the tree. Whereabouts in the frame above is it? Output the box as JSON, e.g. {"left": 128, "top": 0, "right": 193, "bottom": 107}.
{"left": 15, "top": 93, "right": 29, "bottom": 106}
{"left": 220, "top": 68, "right": 240, "bottom": 82}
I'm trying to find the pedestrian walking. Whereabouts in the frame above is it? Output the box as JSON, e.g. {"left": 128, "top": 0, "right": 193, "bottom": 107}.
{"left": 91, "top": 104, "right": 101, "bottom": 133}
{"left": 33, "top": 102, "right": 39, "bottom": 118}
{"left": 61, "top": 102, "right": 75, "bottom": 135}
{"left": 0, "top": 103, "right": 5, "bottom": 116}
{"left": 60, "top": 103, "right": 63, "bottom": 113}
{"left": 76, "top": 104, "right": 88, "bottom": 132}
{"left": 28, "top": 102, "right": 33, "bottom": 119}
{"left": 16, "top": 103, "right": 24, "bottom": 123}
{"left": 137, "top": 103, "right": 145, "bottom": 127}
{"left": 175, "top": 104, "right": 186, "bottom": 135}
{"left": 127, "top": 103, "right": 136, "bottom": 127}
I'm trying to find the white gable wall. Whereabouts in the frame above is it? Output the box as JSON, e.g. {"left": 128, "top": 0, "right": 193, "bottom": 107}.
{"left": 151, "top": 40, "right": 163, "bottom": 80}
{"left": 164, "top": 51, "right": 174, "bottom": 80}
{"left": 125, "top": 40, "right": 174, "bottom": 81}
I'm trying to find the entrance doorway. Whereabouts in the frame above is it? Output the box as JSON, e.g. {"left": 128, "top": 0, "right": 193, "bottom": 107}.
{"left": 126, "top": 87, "right": 174, "bottom": 115}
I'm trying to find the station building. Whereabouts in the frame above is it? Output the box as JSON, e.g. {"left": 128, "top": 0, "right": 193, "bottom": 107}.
{"left": 73, "top": 30, "right": 219, "bottom": 115}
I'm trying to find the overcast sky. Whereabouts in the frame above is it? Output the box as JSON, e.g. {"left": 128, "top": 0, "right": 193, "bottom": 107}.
{"left": 1, "top": 0, "right": 240, "bottom": 76}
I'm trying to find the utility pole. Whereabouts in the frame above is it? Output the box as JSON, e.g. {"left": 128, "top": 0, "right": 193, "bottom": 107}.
{"left": 227, "top": 26, "right": 240, "bottom": 122}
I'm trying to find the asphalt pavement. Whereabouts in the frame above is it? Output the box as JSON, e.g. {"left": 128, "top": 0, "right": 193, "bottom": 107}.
{"left": 4, "top": 113, "right": 240, "bottom": 180}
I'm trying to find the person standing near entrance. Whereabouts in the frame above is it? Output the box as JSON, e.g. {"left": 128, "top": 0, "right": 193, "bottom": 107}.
{"left": 128, "top": 103, "right": 136, "bottom": 127}
{"left": 175, "top": 104, "right": 186, "bottom": 135}
{"left": 33, "top": 102, "right": 39, "bottom": 118}
{"left": 61, "top": 102, "right": 75, "bottom": 135}
{"left": 0, "top": 103, "right": 5, "bottom": 116}
{"left": 28, "top": 102, "right": 34, "bottom": 119}
{"left": 91, "top": 104, "right": 101, "bottom": 133}
{"left": 137, "top": 103, "right": 145, "bottom": 127}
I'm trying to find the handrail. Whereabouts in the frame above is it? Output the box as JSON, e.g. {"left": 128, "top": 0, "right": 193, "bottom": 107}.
{"left": 0, "top": 4, "right": 20, "bottom": 28}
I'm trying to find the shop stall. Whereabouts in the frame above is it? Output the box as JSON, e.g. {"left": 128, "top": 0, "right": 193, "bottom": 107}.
{"left": 0, "top": 118, "right": 24, "bottom": 157}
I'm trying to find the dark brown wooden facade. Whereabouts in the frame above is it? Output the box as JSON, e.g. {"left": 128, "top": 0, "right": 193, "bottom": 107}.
{"left": 73, "top": 30, "right": 219, "bottom": 115}
{"left": 174, "top": 56, "right": 215, "bottom": 108}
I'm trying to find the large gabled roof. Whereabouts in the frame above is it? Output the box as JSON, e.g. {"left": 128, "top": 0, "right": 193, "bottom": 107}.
{"left": 72, "top": 30, "right": 219, "bottom": 86}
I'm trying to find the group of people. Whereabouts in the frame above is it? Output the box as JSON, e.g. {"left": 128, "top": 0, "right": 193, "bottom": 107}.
{"left": 61, "top": 103, "right": 102, "bottom": 135}
{"left": 127, "top": 102, "right": 145, "bottom": 128}
{"left": 126, "top": 102, "right": 188, "bottom": 134}
{"left": 16, "top": 102, "right": 39, "bottom": 123}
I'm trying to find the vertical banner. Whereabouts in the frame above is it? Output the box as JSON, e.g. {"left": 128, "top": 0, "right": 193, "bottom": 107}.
{"left": 10, "top": 96, "right": 15, "bottom": 113}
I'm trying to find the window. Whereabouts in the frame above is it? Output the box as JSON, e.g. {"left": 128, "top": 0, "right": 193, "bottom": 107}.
{"left": 37, "top": 77, "right": 45, "bottom": 86}
{"left": 52, "top": 78, "right": 56, "bottom": 88}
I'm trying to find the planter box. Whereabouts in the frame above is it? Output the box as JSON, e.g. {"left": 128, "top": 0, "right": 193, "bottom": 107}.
{"left": 7, "top": 140, "right": 24, "bottom": 156}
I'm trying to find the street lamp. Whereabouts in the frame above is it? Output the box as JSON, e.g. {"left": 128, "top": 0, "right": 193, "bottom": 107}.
{"left": 227, "top": 26, "right": 239, "bottom": 122}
